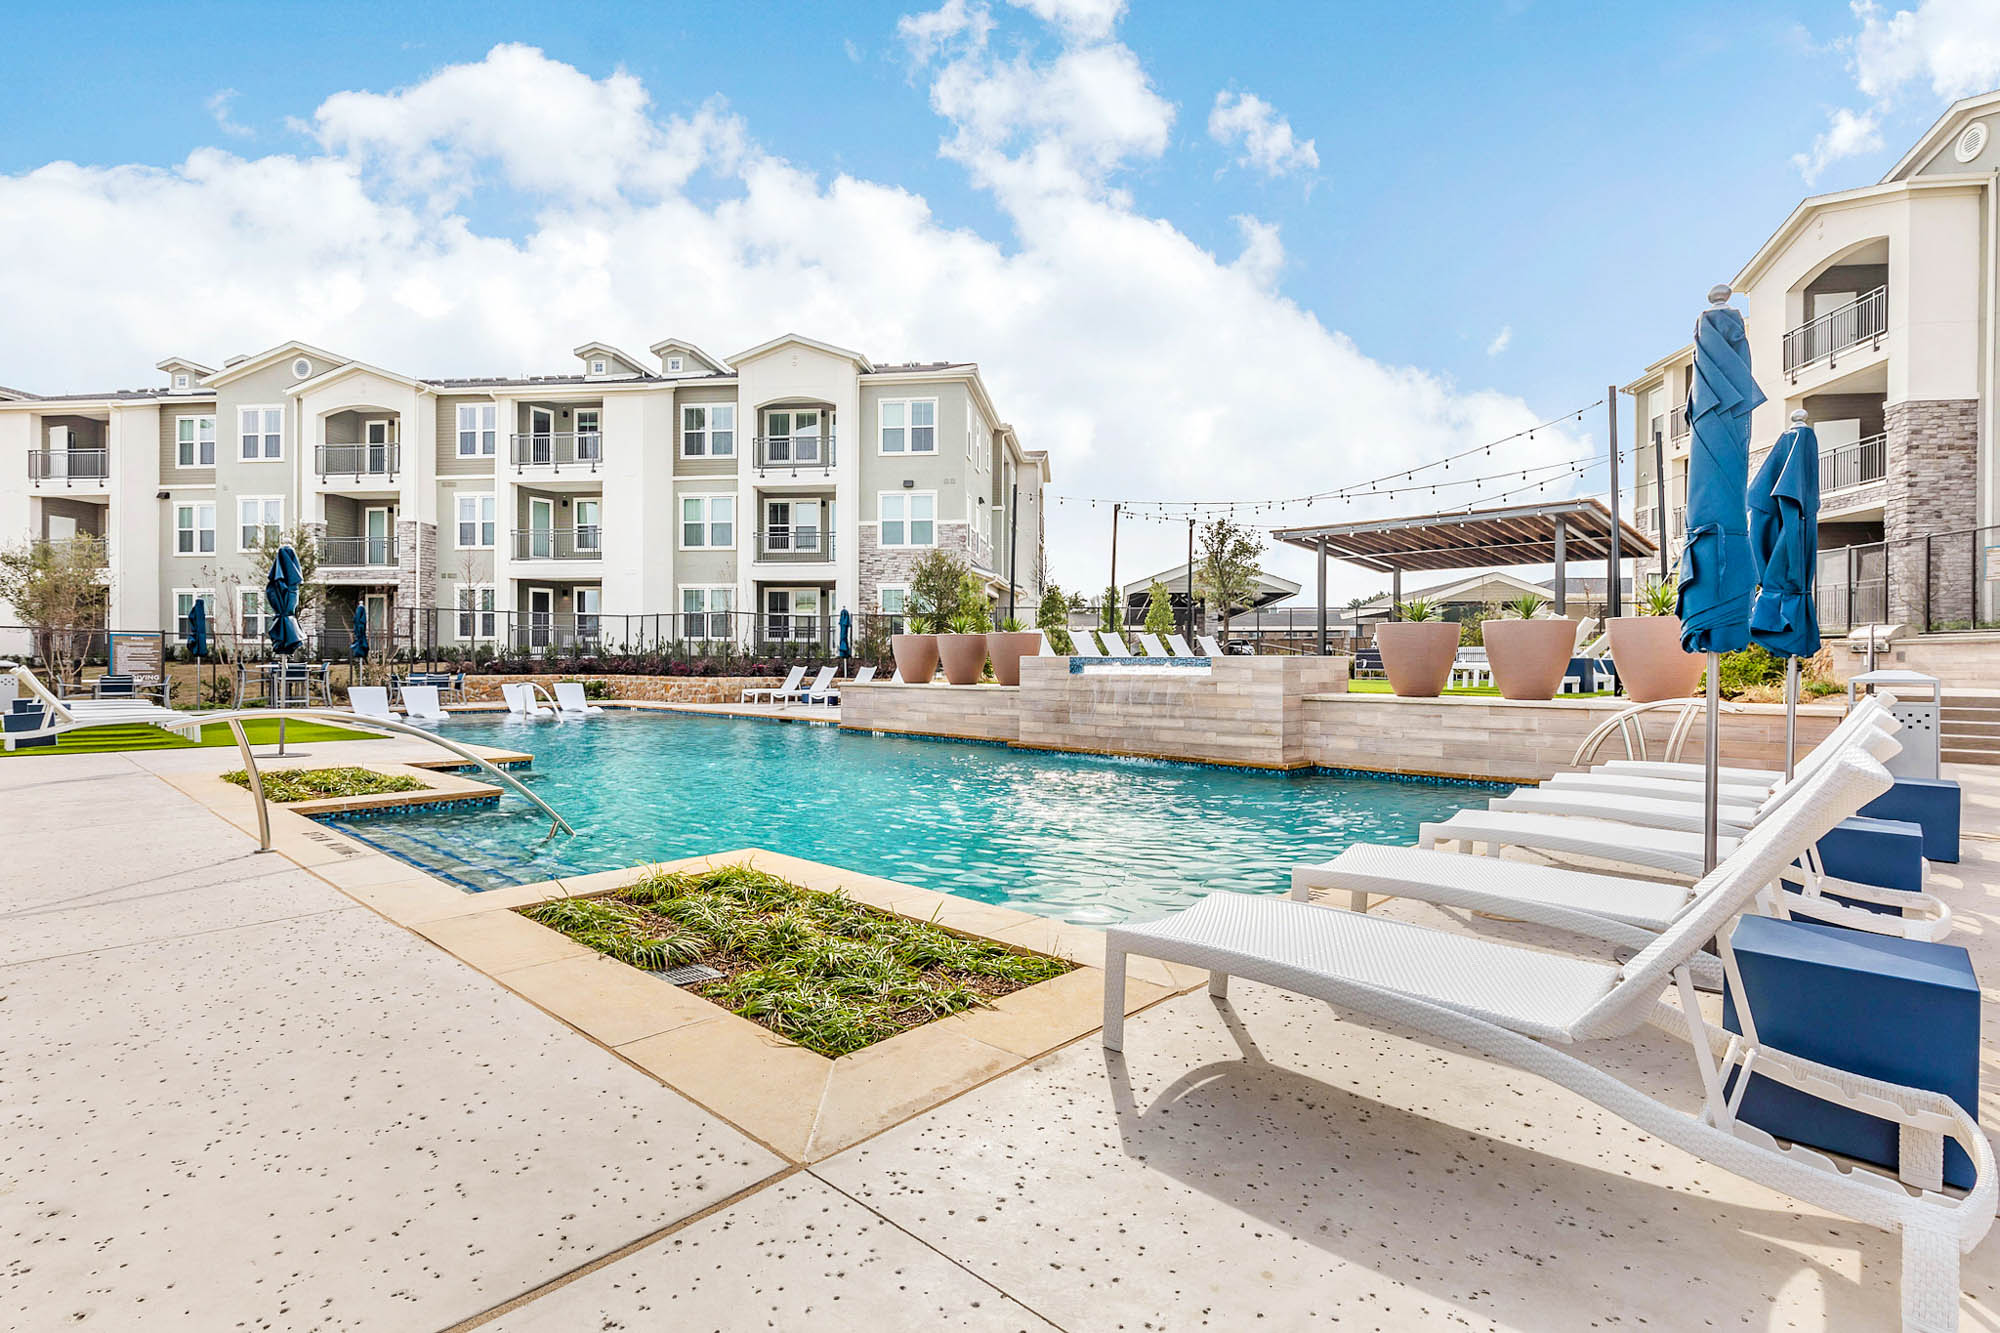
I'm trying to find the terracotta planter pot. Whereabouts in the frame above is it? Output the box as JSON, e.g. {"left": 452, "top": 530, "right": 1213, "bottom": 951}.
{"left": 1373, "top": 620, "right": 1462, "bottom": 697}
{"left": 1482, "top": 617, "right": 1579, "bottom": 700}
{"left": 986, "top": 631, "right": 1043, "bottom": 686}
{"left": 938, "top": 633, "right": 989, "bottom": 685}
{"left": 1605, "top": 615, "right": 1704, "bottom": 702}
{"left": 890, "top": 634, "right": 939, "bottom": 684}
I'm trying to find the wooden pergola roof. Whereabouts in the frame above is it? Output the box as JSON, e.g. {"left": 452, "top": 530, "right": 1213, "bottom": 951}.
{"left": 1269, "top": 497, "right": 1656, "bottom": 574}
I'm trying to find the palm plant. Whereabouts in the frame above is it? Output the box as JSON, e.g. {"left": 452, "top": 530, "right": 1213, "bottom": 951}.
{"left": 1638, "top": 576, "right": 1679, "bottom": 617}
{"left": 1395, "top": 596, "right": 1442, "bottom": 622}
{"left": 1503, "top": 592, "right": 1548, "bottom": 619}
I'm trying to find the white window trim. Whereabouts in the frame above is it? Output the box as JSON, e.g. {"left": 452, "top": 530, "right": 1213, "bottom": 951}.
{"left": 173, "top": 502, "right": 217, "bottom": 557}
{"left": 172, "top": 587, "right": 215, "bottom": 637}
{"left": 172, "top": 372, "right": 191, "bottom": 391}
{"left": 456, "top": 492, "right": 496, "bottom": 549}
{"left": 239, "top": 587, "right": 272, "bottom": 640}
{"left": 877, "top": 584, "right": 910, "bottom": 614}
{"left": 878, "top": 397, "right": 939, "bottom": 456}
{"left": 456, "top": 402, "right": 498, "bottom": 458}
{"left": 678, "top": 493, "right": 737, "bottom": 550}
{"left": 236, "top": 495, "right": 283, "bottom": 553}
{"left": 238, "top": 404, "right": 284, "bottom": 462}
{"left": 679, "top": 583, "right": 736, "bottom": 638}
{"left": 456, "top": 583, "right": 498, "bottom": 640}
{"left": 175, "top": 413, "right": 217, "bottom": 468}
{"left": 681, "top": 402, "right": 736, "bottom": 458}
{"left": 877, "top": 490, "right": 937, "bottom": 549}
{"left": 666, "top": 355, "right": 684, "bottom": 373}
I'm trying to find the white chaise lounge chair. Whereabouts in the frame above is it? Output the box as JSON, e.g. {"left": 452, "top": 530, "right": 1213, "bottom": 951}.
{"left": 500, "top": 682, "right": 554, "bottom": 718}
{"left": 1105, "top": 747, "right": 1992, "bottom": 1331}
{"left": 743, "top": 666, "right": 806, "bottom": 705}
{"left": 403, "top": 685, "right": 448, "bottom": 725}
{"left": 552, "top": 682, "right": 603, "bottom": 717}
{"left": 1099, "top": 630, "right": 1132, "bottom": 656}
{"left": 1, "top": 663, "right": 201, "bottom": 749}
{"left": 1196, "top": 634, "right": 1225, "bottom": 657}
{"left": 1135, "top": 632, "right": 1170, "bottom": 657}
{"left": 348, "top": 686, "right": 394, "bottom": 721}
{"left": 1166, "top": 633, "right": 1194, "bottom": 656}
{"left": 784, "top": 666, "right": 836, "bottom": 708}
{"left": 1067, "top": 628, "right": 1103, "bottom": 659}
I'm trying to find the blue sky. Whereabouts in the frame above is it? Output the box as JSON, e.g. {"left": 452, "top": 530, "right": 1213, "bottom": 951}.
{"left": 0, "top": 0, "right": 1988, "bottom": 593}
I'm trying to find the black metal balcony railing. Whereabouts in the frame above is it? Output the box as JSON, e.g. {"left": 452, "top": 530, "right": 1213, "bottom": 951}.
{"left": 1668, "top": 401, "right": 1690, "bottom": 440}
{"left": 752, "top": 434, "right": 836, "bottom": 471}
{"left": 510, "top": 526, "right": 602, "bottom": 560}
{"left": 756, "top": 525, "right": 833, "bottom": 560}
{"left": 315, "top": 441, "right": 401, "bottom": 480}
{"left": 28, "top": 449, "right": 109, "bottom": 484}
{"left": 1820, "top": 433, "right": 1887, "bottom": 494}
{"left": 1783, "top": 285, "right": 1888, "bottom": 377}
{"left": 318, "top": 535, "right": 399, "bottom": 567}
{"left": 509, "top": 432, "right": 603, "bottom": 472}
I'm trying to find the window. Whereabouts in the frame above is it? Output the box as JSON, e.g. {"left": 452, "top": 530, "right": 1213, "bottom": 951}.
{"left": 763, "top": 409, "right": 822, "bottom": 463}
{"left": 173, "top": 589, "right": 214, "bottom": 640}
{"left": 879, "top": 398, "right": 936, "bottom": 454}
{"left": 666, "top": 356, "right": 684, "bottom": 373}
{"left": 240, "top": 588, "right": 271, "bottom": 642}
{"left": 176, "top": 415, "right": 216, "bottom": 467}
{"left": 878, "top": 586, "right": 908, "bottom": 616}
{"left": 291, "top": 357, "right": 312, "bottom": 379}
{"left": 237, "top": 496, "right": 282, "bottom": 551}
{"left": 238, "top": 406, "right": 282, "bottom": 460}
{"left": 682, "top": 403, "right": 735, "bottom": 457}
{"left": 575, "top": 408, "right": 601, "bottom": 462}
{"left": 681, "top": 585, "right": 734, "bottom": 639}
{"left": 878, "top": 492, "right": 935, "bottom": 548}
{"left": 455, "top": 493, "right": 496, "bottom": 548}
{"left": 174, "top": 503, "right": 216, "bottom": 555}
{"left": 680, "top": 494, "right": 735, "bottom": 548}
{"left": 173, "top": 372, "right": 190, "bottom": 391}
{"left": 764, "top": 499, "right": 820, "bottom": 553}
{"left": 575, "top": 499, "right": 601, "bottom": 552}
{"left": 589, "top": 357, "right": 608, "bottom": 375}
{"left": 456, "top": 403, "right": 497, "bottom": 456}
{"left": 456, "top": 584, "right": 497, "bottom": 640}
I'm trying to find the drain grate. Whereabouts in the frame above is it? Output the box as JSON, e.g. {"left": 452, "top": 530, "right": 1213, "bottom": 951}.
{"left": 649, "top": 963, "right": 724, "bottom": 987}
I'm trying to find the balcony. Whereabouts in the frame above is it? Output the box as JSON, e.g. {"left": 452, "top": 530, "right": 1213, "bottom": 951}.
{"left": 1668, "top": 401, "right": 1690, "bottom": 440}
{"left": 510, "top": 526, "right": 602, "bottom": 561}
{"left": 1821, "top": 432, "right": 1887, "bottom": 494}
{"left": 315, "top": 442, "right": 401, "bottom": 482}
{"left": 28, "top": 449, "right": 109, "bottom": 486}
{"left": 318, "top": 535, "right": 399, "bottom": 567}
{"left": 509, "top": 432, "right": 602, "bottom": 473}
{"left": 752, "top": 434, "right": 836, "bottom": 473}
{"left": 756, "top": 526, "right": 834, "bottom": 562}
{"left": 1783, "top": 286, "right": 1887, "bottom": 379}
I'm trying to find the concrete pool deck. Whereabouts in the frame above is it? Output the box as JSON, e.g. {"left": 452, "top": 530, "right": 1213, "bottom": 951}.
{"left": 4, "top": 728, "right": 2000, "bottom": 1328}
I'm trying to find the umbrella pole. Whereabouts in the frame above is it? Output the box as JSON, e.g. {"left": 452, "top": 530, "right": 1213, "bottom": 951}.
{"left": 1783, "top": 655, "right": 1799, "bottom": 782}
{"left": 1702, "top": 651, "right": 1720, "bottom": 874}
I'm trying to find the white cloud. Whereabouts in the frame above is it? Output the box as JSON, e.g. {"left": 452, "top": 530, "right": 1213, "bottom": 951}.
{"left": 205, "top": 89, "right": 253, "bottom": 139}
{"left": 1486, "top": 325, "right": 1512, "bottom": 357}
{"left": 1006, "top": 0, "right": 1126, "bottom": 42}
{"left": 1207, "top": 91, "right": 1319, "bottom": 177}
{"left": 0, "top": 26, "right": 1585, "bottom": 599}
{"left": 1793, "top": 0, "right": 2000, "bottom": 181}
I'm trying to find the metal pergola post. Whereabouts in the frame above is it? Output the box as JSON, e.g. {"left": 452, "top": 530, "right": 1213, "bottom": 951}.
{"left": 1316, "top": 536, "right": 1328, "bottom": 655}
{"left": 1551, "top": 515, "right": 1567, "bottom": 615}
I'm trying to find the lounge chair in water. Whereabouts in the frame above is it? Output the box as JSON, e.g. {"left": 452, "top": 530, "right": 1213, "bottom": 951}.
{"left": 743, "top": 666, "right": 805, "bottom": 705}
{"left": 499, "top": 682, "right": 553, "bottom": 718}
{"left": 348, "top": 686, "right": 394, "bottom": 721}
{"left": 785, "top": 666, "right": 836, "bottom": 708}
{"left": 1166, "top": 633, "right": 1194, "bottom": 656}
{"left": 552, "top": 682, "right": 603, "bottom": 717}
{"left": 402, "top": 685, "right": 449, "bottom": 725}
{"left": 1105, "top": 746, "right": 1992, "bottom": 1331}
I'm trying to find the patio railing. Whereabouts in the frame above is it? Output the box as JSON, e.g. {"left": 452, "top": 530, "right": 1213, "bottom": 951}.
{"left": 318, "top": 535, "right": 399, "bottom": 567}
{"left": 314, "top": 442, "right": 401, "bottom": 480}
{"left": 28, "top": 449, "right": 109, "bottom": 484}
{"left": 1783, "top": 285, "right": 1887, "bottom": 378}
{"left": 508, "top": 432, "right": 603, "bottom": 472}
{"left": 510, "top": 527, "right": 602, "bottom": 560}
{"left": 1820, "top": 433, "right": 1886, "bottom": 494}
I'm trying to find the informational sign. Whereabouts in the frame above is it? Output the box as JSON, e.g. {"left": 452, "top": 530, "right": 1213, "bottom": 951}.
{"left": 108, "top": 632, "right": 165, "bottom": 687}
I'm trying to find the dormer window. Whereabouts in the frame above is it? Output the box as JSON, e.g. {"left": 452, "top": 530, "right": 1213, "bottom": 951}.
{"left": 590, "top": 358, "right": 608, "bottom": 375}
{"left": 173, "top": 373, "right": 190, "bottom": 391}
{"left": 667, "top": 356, "right": 684, "bottom": 373}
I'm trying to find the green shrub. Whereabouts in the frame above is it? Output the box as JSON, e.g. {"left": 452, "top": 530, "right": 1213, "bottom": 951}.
{"left": 1143, "top": 580, "right": 1175, "bottom": 639}
{"left": 1715, "top": 645, "right": 1785, "bottom": 695}
{"left": 219, "top": 765, "right": 428, "bottom": 804}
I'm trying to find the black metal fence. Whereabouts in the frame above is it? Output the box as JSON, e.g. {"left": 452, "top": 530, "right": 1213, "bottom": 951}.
{"left": 1817, "top": 524, "right": 2000, "bottom": 634}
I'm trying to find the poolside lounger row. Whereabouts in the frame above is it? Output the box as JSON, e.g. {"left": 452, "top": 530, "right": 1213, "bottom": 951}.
{"left": 1107, "top": 742, "right": 1992, "bottom": 1330}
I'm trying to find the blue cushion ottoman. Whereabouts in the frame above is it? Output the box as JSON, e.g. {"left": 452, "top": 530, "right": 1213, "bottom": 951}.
{"left": 1815, "top": 816, "right": 1926, "bottom": 894}
{"left": 4, "top": 699, "right": 54, "bottom": 750}
{"left": 1861, "top": 777, "right": 1961, "bottom": 863}
{"left": 1723, "top": 915, "right": 1980, "bottom": 1188}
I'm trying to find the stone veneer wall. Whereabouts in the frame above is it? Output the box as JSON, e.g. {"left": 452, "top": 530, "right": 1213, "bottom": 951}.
{"left": 1300, "top": 694, "right": 1842, "bottom": 784}
{"left": 839, "top": 682, "right": 1020, "bottom": 743}
{"left": 459, "top": 674, "right": 782, "bottom": 704}
{"left": 1884, "top": 398, "right": 1979, "bottom": 627}
{"left": 396, "top": 519, "right": 437, "bottom": 613}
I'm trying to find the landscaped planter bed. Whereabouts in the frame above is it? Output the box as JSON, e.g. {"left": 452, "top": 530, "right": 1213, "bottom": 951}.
{"left": 221, "top": 765, "right": 428, "bottom": 804}
{"left": 519, "top": 864, "right": 1073, "bottom": 1057}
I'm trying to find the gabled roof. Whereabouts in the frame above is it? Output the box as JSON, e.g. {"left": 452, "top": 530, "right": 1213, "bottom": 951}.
{"left": 647, "top": 338, "right": 731, "bottom": 376}
{"left": 155, "top": 356, "right": 215, "bottom": 378}
{"left": 1121, "top": 562, "right": 1300, "bottom": 606}
{"left": 0, "top": 385, "right": 37, "bottom": 401}
{"left": 570, "top": 342, "right": 654, "bottom": 378}
{"left": 1621, "top": 342, "right": 1694, "bottom": 395}
{"left": 286, "top": 359, "right": 431, "bottom": 397}
{"left": 1351, "top": 569, "right": 1551, "bottom": 613}
{"left": 200, "top": 340, "right": 351, "bottom": 389}
{"left": 1883, "top": 89, "right": 2000, "bottom": 182}
{"left": 727, "top": 333, "right": 873, "bottom": 373}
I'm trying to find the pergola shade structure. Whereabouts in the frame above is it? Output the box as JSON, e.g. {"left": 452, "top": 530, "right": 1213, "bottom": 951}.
{"left": 1271, "top": 498, "right": 1658, "bottom": 650}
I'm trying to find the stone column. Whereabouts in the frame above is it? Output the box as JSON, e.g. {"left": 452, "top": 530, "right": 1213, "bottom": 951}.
{"left": 1883, "top": 399, "right": 1978, "bottom": 629}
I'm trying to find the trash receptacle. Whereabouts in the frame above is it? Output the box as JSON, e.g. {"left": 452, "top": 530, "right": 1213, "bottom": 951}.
{"left": 1847, "top": 668, "right": 1941, "bottom": 780}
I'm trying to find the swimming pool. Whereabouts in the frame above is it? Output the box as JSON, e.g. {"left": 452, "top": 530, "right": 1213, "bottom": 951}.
{"left": 331, "top": 713, "right": 1507, "bottom": 923}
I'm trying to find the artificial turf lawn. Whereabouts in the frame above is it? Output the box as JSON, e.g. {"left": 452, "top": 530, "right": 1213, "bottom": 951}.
{"left": 1, "top": 718, "right": 377, "bottom": 756}
{"left": 520, "top": 864, "right": 1074, "bottom": 1058}
{"left": 220, "top": 764, "right": 428, "bottom": 803}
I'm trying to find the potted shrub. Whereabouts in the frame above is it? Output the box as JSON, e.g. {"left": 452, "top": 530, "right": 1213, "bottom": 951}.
{"left": 892, "top": 604, "right": 942, "bottom": 684}
{"left": 1372, "top": 597, "right": 1461, "bottom": 697}
{"left": 894, "top": 550, "right": 970, "bottom": 684}
{"left": 987, "top": 615, "right": 1042, "bottom": 686}
{"left": 1605, "top": 576, "right": 1704, "bottom": 702}
{"left": 1482, "top": 593, "right": 1579, "bottom": 700}
{"left": 938, "top": 573, "right": 991, "bottom": 685}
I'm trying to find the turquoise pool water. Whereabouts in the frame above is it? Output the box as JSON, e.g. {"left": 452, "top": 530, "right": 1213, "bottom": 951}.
{"left": 330, "top": 713, "right": 1506, "bottom": 923}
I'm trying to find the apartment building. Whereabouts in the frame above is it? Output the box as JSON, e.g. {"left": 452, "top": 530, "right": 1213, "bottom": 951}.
{"left": 1625, "top": 91, "right": 1999, "bottom": 629}
{"left": 0, "top": 333, "right": 1049, "bottom": 650}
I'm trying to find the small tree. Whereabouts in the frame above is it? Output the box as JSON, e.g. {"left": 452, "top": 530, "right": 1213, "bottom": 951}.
{"left": 907, "top": 548, "right": 971, "bottom": 633}
{"left": 1142, "top": 580, "right": 1175, "bottom": 639}
{"left": 1036, "top": 584, "right": 1073, "bottom": 654}
{"left": 1193, "top": 516, "right": 1264, "bottom": 643}
{"left": 0, "top": 535, "right": 109, "bottom": 685}
{"left": 951, "top": 572, "right": 992, "bottom": 633}
{"left": 1099, "top": 585, "right": 1120, "bottom": 633}
{"left": 246, "top": 522, "right": 325, "bottom": 620}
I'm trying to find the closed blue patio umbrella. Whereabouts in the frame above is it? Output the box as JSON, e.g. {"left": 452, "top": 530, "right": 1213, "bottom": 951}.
{"left": 1750, "top": 408, "right": 1822, "bottom": 779}
{"left": 185, "top": 597, "right": 209, "bottom": 659}
{"left": 838, "top": 607, "right": 852, "bottom": 661}
{"left": 1679, "top": 285, "right": 1766, "bottom": 870}
{"left": 265, "top": 545, "right": 305, "bottom": 755}
{"left": 351, "top": 601, "right": 370, "bottom": 659}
